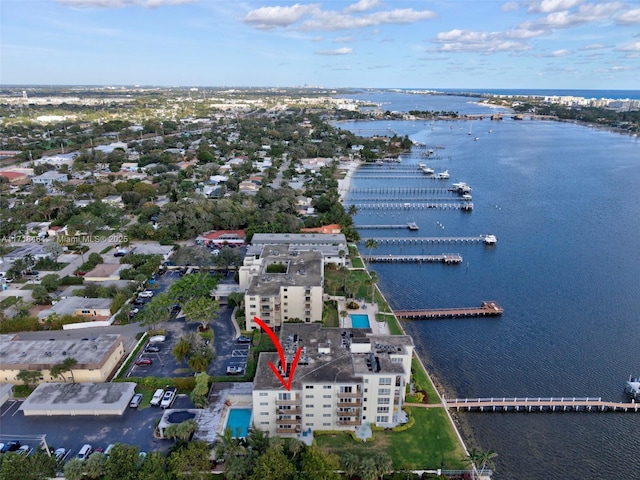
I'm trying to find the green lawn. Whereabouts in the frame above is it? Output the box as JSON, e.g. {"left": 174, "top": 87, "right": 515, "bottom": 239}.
{"left": 411, "top": 357, "right": 440, "bottom": 404}
{"left": 315, "top": 408, "right": 466, "bottom": 470}
{"left": 323, "top": 301, "right": 339, "bottom": 327}
{"left": 0, "top": 296, "right": 20, "bottom": 309}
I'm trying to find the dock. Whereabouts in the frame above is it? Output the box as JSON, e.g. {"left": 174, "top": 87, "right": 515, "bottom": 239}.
{"left": 349, "top": 202, "right": 473, "bottom": 211}
{"left": 350, "top": 187, "right": 451, "bottom": 195}
{"left": 355, "top": 224, "right": 416, "bottom": 230}
{"left": 363, "top": 254, "right": 462, "bottom": 264}
{"left": 395, "top": 301, "right": 503, "bottom": 319}
{"left": 441, "top": 397, "right": 640, "bottom": 413}
{"left": 358, "top": 236, "right": 487, "bottom": 244}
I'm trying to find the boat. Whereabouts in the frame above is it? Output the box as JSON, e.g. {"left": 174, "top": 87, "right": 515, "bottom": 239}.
{"left": 484, "top": 235, "right": 497, "bottom": 245}
{"left": 407, "top": 222, "right": 419, "bottom": 231}
{"left": 625, "top": 375, "right": 640, "bottom": 400}
{"left": 451, "top": 182, "right": 472, "bottom": 194}
{"left": 421, "top": 166, "right": 435, "bottom": 175}
{"left": 436, "top": 170, "right": 450, "bottom": 179}
{"left": 462, "top": 193, "right": 473, "bottom": 201}
{"left": 474, "top": 136, "right": 479, "bottom": 141}
{"left": 418, "top": 162, "right": 426, "bottom": 169}
{"left": 375, "top": 160, "right": 383, "bottom": 166}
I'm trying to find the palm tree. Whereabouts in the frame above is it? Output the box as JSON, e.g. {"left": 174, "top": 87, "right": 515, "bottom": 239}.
{"left": 341, "top": 453, "right": 359, "bottom": 479}
{"left": 348, "top": 204, "right": 358, "bottom": 217}
{"left": 364, "top": 238, "right": 378, "bottom": 262}
{"left": 372, "top": 452, "right": 393, "bottom": 480}
{"left": 368, "top": 270, "right": 379, "bottom": 301}
{"left": 466, "top": 448, "right": 498, "bottom": 480}
{"left": 50, "top": 357, "right": 78, "bottom": 383}
{"left": 339, "top": 310, "right": 348, "bottom": 327}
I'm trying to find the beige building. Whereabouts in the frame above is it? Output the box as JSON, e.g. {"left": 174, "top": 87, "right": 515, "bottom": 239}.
{"left": 246, "top": 233, "right": 347, "bottom": 266}
{"left": 252, "top": 323, "right": 413, "bottom": 436}
{"left": 240, "top": 245, "right": 324, "bottom": 330}
{"left": 0, "top": 334, "right": 125, "bottom": 384}
{"left": 37, "top": 296, "right": 113, "bottom": 320}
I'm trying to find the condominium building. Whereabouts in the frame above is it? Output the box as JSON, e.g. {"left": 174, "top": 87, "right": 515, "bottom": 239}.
{"left": 246, "top": 233, "right": 347, "bottom": 266}
{"left": 252, "top": 323, "right": 414, "bottom": 436}
{"left": 240, "top": 245, "right": 324, "bottom": 331}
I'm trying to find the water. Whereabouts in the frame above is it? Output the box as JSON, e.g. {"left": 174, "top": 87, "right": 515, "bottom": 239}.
{"left": 350, "top": 314, "right": 371, "bottom": 329}
{"left": 340, "top": 93, "right": 640, "bottom": 479}
{"left": 226, "top": 408, "right": 252, "bottom": 438}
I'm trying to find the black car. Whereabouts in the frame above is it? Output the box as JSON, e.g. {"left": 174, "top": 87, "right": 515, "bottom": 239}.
{"left": 237, "top": 335, "right": 252, "bottom": 344}
{"left": 133, "top": 298, "right": 149, "bottom": 306}
{"left": 144, "top": 344, "right": 161, "bottom": 353}
{"left": 1, "top": 440, "right": 21, "bottom": 453}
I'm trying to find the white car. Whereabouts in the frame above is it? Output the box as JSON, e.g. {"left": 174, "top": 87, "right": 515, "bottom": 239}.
{"left": 160, "top": 387, "right": 176, "bottom": 408}
{"left": 77, "top": 444, "right": 92, "bottom": 460}
{"left": 150, "top": 388, "right": 165, "bottom": 406}
{"left": 54, "top": 447, "right": 67, "bottom": 462}
{"left": 17, "top": 445, "right": 31, "bottom": 455}
{"left": 138, "top": 290, "right": 154, "bottom": 298}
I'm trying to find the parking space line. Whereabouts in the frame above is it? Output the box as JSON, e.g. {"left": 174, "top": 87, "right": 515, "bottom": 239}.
{"left": 1, "top": 400, "right": 18, "bottom": 416}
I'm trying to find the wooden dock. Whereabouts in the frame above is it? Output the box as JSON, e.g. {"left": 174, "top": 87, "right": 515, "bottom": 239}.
{"left": 358, "top": 236, "right": 486, "bottom": 244}
{"left": 395, "top": 301, "right": 503, "bottom": 319}
{"left": 363, "top": 254, "right": 462, "bottom": 264}
{"left": 350, "top": 202, "right": 473, "bottom": 211}
{"left": 442, "top": 397, "right": 640, "bottom": 413}
{"left": 350, "top": 187, "right": 451, "bottom": 195}
{"left": 355, "top": 224, "right": 412, "bottom": 229}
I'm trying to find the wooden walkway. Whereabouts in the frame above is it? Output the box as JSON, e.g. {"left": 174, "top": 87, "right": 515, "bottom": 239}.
{"left": 363, "top": 254, "right": 462, "bottom": 264}
{"left": 359, "top": 236, "right": 486, "bottom": 244}
{"left": 350, "top": 187, "right": 451, "bottom": 195}
{"left": 396, "top": 301, "right": 503, "bottom": 319}
{"left": 350, "top": 202, "right": 473, "bottom": 210}
{"left": 442, "top": 397, "right": 640, "bottom": 413}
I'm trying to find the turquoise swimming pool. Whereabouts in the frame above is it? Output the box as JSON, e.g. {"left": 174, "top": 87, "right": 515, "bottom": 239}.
{"left": 225, "top": 408, "right": 252, "bottom": 438}
{"left": 350, "top": 314, "right": 370, "bottom": 328}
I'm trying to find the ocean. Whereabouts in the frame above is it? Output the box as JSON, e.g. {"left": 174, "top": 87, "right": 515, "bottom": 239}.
{"left": 338, "top": 92, "right": 640, "bottom": 479}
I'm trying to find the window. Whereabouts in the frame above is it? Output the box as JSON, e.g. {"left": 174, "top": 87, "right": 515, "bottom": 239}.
{"left": 376, "top": 415, "right": 389, "bottom": 423}
{"left": 81, "top": 310, "right": 90, "bottom": 314}
{"left": 391, "top": 357, "right": 403, "bottom": 363}
{"left": 323, "top": 385, "right": 331, "bottom": 389}
{"left": 377, "top": 406, "right": 389, "bottom": 413}
{"left": 323, "top": 404, "right": 331, "bottom": 408}
{"left": 323, "top": 413, "right": 331, "bottom": 417}
{"left": 305, "top": 385, "right": 314, "bottom": 389}
{"left": 305, "top": 394, "right": 313, "bottom": 399}
{"left": 378, "top": 397, "right": 390, "bottom": 404}
{"left": 378, "top": 388, "right": 391, "bottom": 396}
{"left": 379, "top": 377, "right": 392, "bottom": 385}
{"left": 323, "top": 422, "right": 331, "bottom": 426}
{"left": 305, "top": 413, "right": 314, "bottom": 418}
{"left": 278, "top": 393, "right": 291, "bottom": 400}
{"left": 259, "top": 392, "right": 268, "bottom": 397}
{"left": 339, "top": 386, "right": 353, "bottom": 393}
{"left": 260, "top": 412, "right": 269, "bottom": 416}
{"left": 260, "top": 402, "right": 268, "bottom": 406}
{"left": 260, "top": 421, "right": 269, "bottom": 425}
{"left": 306, "top": 404, "right": 313, "bottom": 408}
{"left": 250, "top": 304, "right": 256, "bottom": 308}
{"left": 323, "top": 395, "right": 331, "bottom": 399}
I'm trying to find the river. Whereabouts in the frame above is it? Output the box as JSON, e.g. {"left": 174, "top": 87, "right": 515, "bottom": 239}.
{"left": 338, "top": 91, "right": 640, "bottom": 479}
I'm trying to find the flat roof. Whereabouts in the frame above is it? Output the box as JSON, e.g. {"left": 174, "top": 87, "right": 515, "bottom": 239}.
{"left": 251, "top": 233, "right": 346, "bottom": 245}
{"left": 246, "top": 247, "right": 323, "bottom": 296}
{"left": 20, "top": 382, "right": 136, "bottom": 416}
{"left": 0, "top": 333, "right": 123, "bottom": 369}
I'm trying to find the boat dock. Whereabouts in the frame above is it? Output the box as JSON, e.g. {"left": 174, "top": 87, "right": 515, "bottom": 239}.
{"left": 363, "top": 254, "right": 462, "bottom": 264}
{"left": 355, "top": 224, "right": 417, "bottom": 230}
{"left": 358, "top": 236, "right": 488, "bottom": 244}
{"left": 350, "top": 202, "right": 473, "bottom": 211}
{"left": 350, "top": 187, "right": 452, "bottom": 195}
{"left": 395, "top": 301, "right": 503, "bottom": 319}
{"left": 441, "top": 397, "right": 640, "bottom": 413}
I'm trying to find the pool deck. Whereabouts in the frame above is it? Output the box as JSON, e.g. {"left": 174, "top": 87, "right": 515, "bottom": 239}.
{"left": 337, "top": 298, "right": 389, "bottom": 335}
{"left": 198, "top": 382, "right": 253, "bottom": 444}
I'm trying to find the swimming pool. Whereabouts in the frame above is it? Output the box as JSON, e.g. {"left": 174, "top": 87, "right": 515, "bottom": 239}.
{"left": 350, "top": 314, "right": 370, "bottom": 328}
{"left": 225, "top": 408, "right": 252, "bottom": 438}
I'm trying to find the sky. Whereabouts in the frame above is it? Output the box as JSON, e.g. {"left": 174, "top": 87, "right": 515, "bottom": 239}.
{"left": 1, "top": 0, "right": 639, "bottom": 89}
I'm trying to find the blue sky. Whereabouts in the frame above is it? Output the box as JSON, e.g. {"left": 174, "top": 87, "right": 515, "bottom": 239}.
{"left": 2, "top": 0, "right": 639, "bottom": 89}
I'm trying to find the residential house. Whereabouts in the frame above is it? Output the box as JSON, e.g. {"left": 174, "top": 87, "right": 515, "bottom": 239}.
{"left": 0, "top": 170, "right": 29, "bottom": 185}
{"left": 120, "top": 162, "right": 139, "bottom": 172}
{"left": 196, "top": 229, "right": 246, "bottom": 248}
{"left": 83, "top": 263, "right": 130, "bottom": 282}
{"left": 37, "top": 296, "right": 112, "bottom": 320}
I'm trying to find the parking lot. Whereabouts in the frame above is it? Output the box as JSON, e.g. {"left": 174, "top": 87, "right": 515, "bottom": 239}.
{"left": 0, "top": 394, "right": 195, "bottom": 462}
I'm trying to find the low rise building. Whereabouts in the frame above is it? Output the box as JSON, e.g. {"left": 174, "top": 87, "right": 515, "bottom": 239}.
{"left": 31, "top": 171, "right": 69, "bottom": 186}
{"left": 252, "top": 323, "right": 413, "bottom": 436}
{"left": 247, "top": 233, "right": 347, "bottom": 266}
{"left": 37, "top": 296, "right": 112, "bottom": 320}
{"left": 0, "top": 333, "right": 125, "bottom": 384}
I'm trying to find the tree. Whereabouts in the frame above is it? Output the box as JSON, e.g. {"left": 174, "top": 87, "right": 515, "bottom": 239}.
{"left": 104, "top": 443, "right": 139, "bottom": 480}
{"left": 250, "top": 445, "right": 295, "bottom": 480}
{"left": 301, "top": 445, "right": 341, "bottom": 480}
{"left": 167, "top": 272, "right": 219, "bottom": 305}
{"left": 84, "top": 452, "right": 107, "bottom": 480}
{"left": 364, "top": 238, "right": 378, "bottom": 260}
{"left": 63, "top": 458, "right": 86, "bottom": 480}
{"left": 342, "top": 454, "right": 360, "bottom": 480}
{"left": 372, "top": 452, "right": 393, "bottom": 480}
{"left": 167, "top": 440, "right": 211, "bottom": 480}
{"left": 367, "top": 270, "right": 379, "bottom": 300}
{"left": 466, "top": 448, "right": 498, "bottom": 480}
{"left": 44, "top": 241, "right": 63, "bottom": 264}
{"left": 228, "top": 292, "right": 244, "bottom": 309}
{"left": 182, "top": 296, "right": 219, "bottom": 330}
{"left": 190, "top": 371, "right": 210, "bottom": 407}
{"left": 339, "top": 310, "right": 348, "bottom": 326}
{"left": 49, "top": 357, "right": 78, "bottom": 383}
{"left": 32, "top": 285, "right": 51, "bottom": 305}
{"left": 40, "top": 274, "right": 60, "bottom": 293}
{"left": 173, "top": 336, "right": 192, "bottom": 363}
{"left": 138, "top": 451, "right": 168, "bottom": 480}
{"left": 16, "top": 369, "right": 41, "bottom": 388}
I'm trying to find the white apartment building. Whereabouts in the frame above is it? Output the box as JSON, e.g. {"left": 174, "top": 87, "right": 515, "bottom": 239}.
{"left": 252, "top": 323, "right": 414, "bottom": 436}
{"left": 240, "top": 245, "right": 324, "bottom": 330}
{"left": 246, "top": 233, "right": 347, "bottom": 266}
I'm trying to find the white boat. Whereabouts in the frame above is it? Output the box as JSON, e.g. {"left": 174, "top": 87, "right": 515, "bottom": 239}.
{"left": 407, "top": 222, "right": 419, "bottom": 231}
{"left": 421, "top": 166, "right": 435, "bottom": 175}
{"left": 484, "top": 235, "right": 497, "bottom": 245}
{"left": 474, "top": 136, "right": 479, "bottom": 141}
{"left": 375, "top": 160, "right": 383, "bottom": 165}
{"left": 436, "top": 170, "right": 450, "bottom": 179}
{"left": 418, "top": 162, "right": 426, "bottom": 169}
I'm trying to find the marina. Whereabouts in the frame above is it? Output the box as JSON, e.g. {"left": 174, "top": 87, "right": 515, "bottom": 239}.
{"left": 395, "top": 301, "right": 503, "bottom": 319}
{"left": 441, "top": 397, "right": 640, "bottom": 413}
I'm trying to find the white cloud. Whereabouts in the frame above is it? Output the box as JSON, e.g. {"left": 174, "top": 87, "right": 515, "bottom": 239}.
{"left": 581, "top": 43, "right": 608, "bottom": 50}
{"left": 56, "top": 0, "right": 196, "bottom": 7}
{"left": 243, "top": 3, "right": 320, "bottom": 30}
{"left": 334, "top": 36, "right": 353, "bottom": 43}
{"left": 430, "top": 29, "right": 531, "bottom": 53}
{"left": 300, "top": 8, "right": 436, "bottom": 31}
{"left": 530, "top": 2, "right": 626, "bottom": 29}
{"left": 542, "top": 48, "right": 572, "bottom": 56}
{"left": 316, "top": 47, "right": 353, "bottom": 55}
{"left": 505, "top": 26, "right": 547, "bottom": 39}
{"left": 616, "top": 7, "right": 640, "bottom": 25}
{"left": 615, "top": 41, "right": 640, "bottom": 51}
{"left": 345, "top": 0, "right": 381, "bottom": 14}
{"left": 526, "top": 0, "right": 584, "bottom": 13}
{"left": 502, "top": 2, "right": 520, "bottom": 12}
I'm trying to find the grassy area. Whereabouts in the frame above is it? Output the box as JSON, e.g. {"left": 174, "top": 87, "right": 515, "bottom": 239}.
{"left": 100, "top": 245, "right": 114, "bottom": 254}
{"left": 0, "top": 296, "right": 20, "bottom": 309}
{"left": 315, "top": 408, "right": 466, "bottom": 470}
{"left": 411, "top": 357, "right": 440, "bottom": 404}
{"left": 322, "top": 300, "right": 339, "bottom": 327}
{"left": 351, "top": 256, "right": 364, "bottom": 268}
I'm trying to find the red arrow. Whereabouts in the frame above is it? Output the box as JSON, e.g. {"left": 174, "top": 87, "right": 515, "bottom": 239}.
{"left": 254, "top": 316, "right": 302, "bottom": 391}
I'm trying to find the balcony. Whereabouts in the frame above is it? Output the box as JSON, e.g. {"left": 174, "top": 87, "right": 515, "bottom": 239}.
{"left": 336, "top": 409, "right": 360, "bottom": 416}
{"left": 277, "top": 417, "right": 302, "bottom": 425}
{"left": 277, "top": 407, "right": 301, "bottom": 414}
{"left": 337, "top": 419, "right": 362, "bottom": 426}
{"left": 276, "top": 398, "right": 300, "bottom": 405}
{"left": 276, "top": 427, "right": 301, "bottom": 434}
{"left": 337, "top": 391, "right": 362, "bottom": 398}
{"left": 337, "top": 399, "right": 362, "bottom": 407}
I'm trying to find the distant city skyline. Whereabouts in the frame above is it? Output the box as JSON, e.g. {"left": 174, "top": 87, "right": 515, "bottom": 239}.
{"left": 2, "top": 0, "right": 639, "bottom": 89}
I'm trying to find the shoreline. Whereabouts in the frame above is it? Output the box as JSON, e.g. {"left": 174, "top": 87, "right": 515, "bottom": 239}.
{"left": 337, "top": 159, "right": 360, "bottom": 201}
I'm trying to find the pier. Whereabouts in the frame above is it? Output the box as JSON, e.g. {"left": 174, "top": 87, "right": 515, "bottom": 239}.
{"left": 350, "top": 187, "right": 452, "bottom": 195}
{"left": 441, "top": 397, "right": 640, "bottom": 413}
{"left": 355, "top": 224, "right": 414, "bottom": 229}
{"left": 363, "top": 254, "right": 462, "bottom": 264}
{"left": 349, "top": 202, "right": 473, "bottom": 211}
{"left": 358, "top": 236, "right": 487, "bottom": 244}
{"left": 395, "top": 301, "right": 503, "bottom": 319}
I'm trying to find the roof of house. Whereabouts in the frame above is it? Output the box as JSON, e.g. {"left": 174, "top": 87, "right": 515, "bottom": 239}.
{"left": 198, "top": 229, "right": 246, "bottom": 241}
{"left": 0, "top": 171, "right": 27, "bottom": 179}
{"left": 300, "top": 224, "right": 342, "bottom": 234}
{"left": 84, "top": 263, "right": 124, "bottom": 278}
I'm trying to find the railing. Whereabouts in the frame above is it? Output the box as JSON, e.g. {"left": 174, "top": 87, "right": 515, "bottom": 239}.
{"left": 276, "top": 418, "right": 302, "bottom": 425}
{"left": 337, "top": 391, "right": 362, "bottom": 398}
{"left": 337, "top": 419, "right": 362, "bottom": 426}
{"left": 275, "top": 399, "right": 300, "bottom": 405}
{"left": 277, "top": 407, "right": 301, "bottom": 414}
{"left": 337, "top": 400, "right": 363, "bottom": 407}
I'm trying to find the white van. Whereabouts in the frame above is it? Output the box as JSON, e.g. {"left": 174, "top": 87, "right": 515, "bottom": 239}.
{"left": 148, "top": 335, "right": 166, "bottom": 344}
{"left": 150, "top": 388, "right": 164, "bottom": 406}
{"left": 77, "top": 444, "right": 92, "bottom": 461}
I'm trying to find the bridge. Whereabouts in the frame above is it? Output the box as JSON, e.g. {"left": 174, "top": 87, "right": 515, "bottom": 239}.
{"left": 395, "top": 301, "right": 503, "bottom": 319}
{"left": 441, "top": 397, "right": 640, "bottom": 413}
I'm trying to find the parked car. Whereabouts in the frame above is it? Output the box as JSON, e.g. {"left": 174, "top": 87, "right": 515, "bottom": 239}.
{"left": 104, "top": 444, "right": 115, "bottom": 456}
{"left": 54, "top": 447, "right": 67, "bottom": 462}
{"left": 25, "top": 271, "right": 40, "bottom": 277}
{"left": 148, "top": 335, "right": 166, "bottom": 343}
{"left": 150, "top": 388, "right": 165, "bottom": 406}
{"left": 129, "top": 393, "right": 143, "bottom": 408}
{"left": 17, "top": 445, "right": 30, "bottom": 456}
{"left": 77, "top": 444, "right": 92, "bottom": 461}
{"left": 133, "top": 297, "right": 148, "bottom": 306}
{"left": 0, "top": 440, "right": 20, "bottom": 453}
{"left": 237, "top": 335, "right": 252, "bottom": 344}
{"left": 144, "top": 344, "right": 160, "bottom": 353}
{"left": 138, "top": 290, "right": 154, "bottom": 298}
{"left": 160, "top": 387, "right": 177, "bottom": 408}
{"left": 226, "top": 365, "right": 245, "bottom": 375}
{"left": 135, "top": 358, "right": 152, "bottom": 366}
